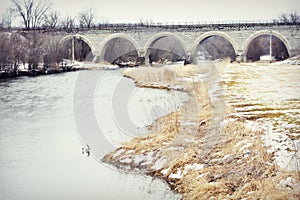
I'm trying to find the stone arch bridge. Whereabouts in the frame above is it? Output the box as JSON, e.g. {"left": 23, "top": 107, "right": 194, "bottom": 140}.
{"left": 47, "top": 23, "right": 300, "bottom": 64}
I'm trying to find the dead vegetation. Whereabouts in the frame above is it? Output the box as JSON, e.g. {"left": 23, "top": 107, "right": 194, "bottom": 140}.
{"left": 103, "top": 60, "right": 299, "bottom": 199}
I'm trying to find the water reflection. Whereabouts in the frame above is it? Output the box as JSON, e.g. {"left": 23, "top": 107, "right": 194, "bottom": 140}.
{"left": 0, "top": 70, "right": 181, "bottom": 200}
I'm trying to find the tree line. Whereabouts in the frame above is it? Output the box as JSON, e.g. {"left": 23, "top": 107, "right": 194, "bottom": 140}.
{"left": 0, "top": 0, "right": 98, "bottom": 30}
{"left": 0, "top": 30, "right": 94, "bottom": 77}
{"left": 0, "top": 0, "right": 97, "bottom": 77}
{"left": 277, "top": 12, "right": 300, "bottom": 24}
{"left": 0, "top": 31, "right": 61, "bottom": 76}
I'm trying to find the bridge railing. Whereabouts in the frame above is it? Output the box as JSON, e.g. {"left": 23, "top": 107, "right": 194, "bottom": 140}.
{"left": 1, "top": 20, "right": 299, "bottom": 33}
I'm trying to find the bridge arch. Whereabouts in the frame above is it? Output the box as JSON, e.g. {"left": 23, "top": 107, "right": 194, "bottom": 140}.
{"left": 98, "top": 33, "right": 141, "bottom": 64}
{"left": 58, "top": 34, "right": 95, "bottom": 60}
{"left": 59, "top": 34, "right": 95, "bottom": 54}
{"left": 193, "top": 31, "right": 238, "bottom": 61}
{"left": 243, "top": 30, "right": 291, "bottom": 61}
{"left": 144, "top": 32, "right": 188, "bottom": 65}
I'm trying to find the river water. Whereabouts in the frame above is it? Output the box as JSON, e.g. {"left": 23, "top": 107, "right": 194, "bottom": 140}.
{"left": 0, "top": 69, "right": 182, "bottom": 200}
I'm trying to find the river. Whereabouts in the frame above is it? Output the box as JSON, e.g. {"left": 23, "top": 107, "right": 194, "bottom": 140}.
{"left": 0, "top": 69, "right": 183, "bottom": 200}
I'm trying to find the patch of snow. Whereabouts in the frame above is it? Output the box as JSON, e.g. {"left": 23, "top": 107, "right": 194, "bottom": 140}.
{"left": 104, "top": 65, "right": 119, "bottom": 70}
{"left": 246, "top": 191, "right": 255, "bottom": 196}
{"left": 112, "top": 149, "right": 125, "bottom": 158}
{"left": 261, "top": 120, "right": 300, "bottom": 171}
{"left": 161, "top": 162, "right": 204, "bottom": 181}
{"left": 82, "top": 62, "right": 119, "bottom": 70}
{"left": 279, "top": 177, "right": 296, "bottom": 188}
{"left": 134, "top": 154, "right": 146, "bottom": 163}
{"left": 126, "top": 150, "right": 135, "bottom": 154}
{"left": 188, "top": 163, "right": 206, "bottom": 170}
{"left": 141, "top": 152, "right": 155, "bottom": 166}
{"left": 182, "top": 163, "right": 206, "bottom": 177}
{"left": 120, "top": 157, "right": 132, "bottom": 164}
{"left": 243, "top": 150, "right": 251, "bottom": 158}
{"left": 161, "top": 167, "right": 170, "bottom": 175}
{"left": 222, "top": 154, "right": 231, "bottom": 160}
{"left": 169, "top": 170, "right": 183, "bottom": 179}
{"left": 152, "top": 158, "right": 167, "bottom": 170}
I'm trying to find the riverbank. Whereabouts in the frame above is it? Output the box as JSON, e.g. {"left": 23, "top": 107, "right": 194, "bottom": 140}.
{"left": 0, "top": 61, "right": 121, "bottom": 79}
{"left": 102, "top": 61, "right": 299, "bottom": 199}
{"left": 0, "top": 66, "right": 83, "bottom": 79}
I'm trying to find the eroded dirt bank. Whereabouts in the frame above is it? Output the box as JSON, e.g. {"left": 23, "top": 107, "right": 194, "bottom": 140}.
{"left": 103, "top": 61, "right": 299, "bottom": 199}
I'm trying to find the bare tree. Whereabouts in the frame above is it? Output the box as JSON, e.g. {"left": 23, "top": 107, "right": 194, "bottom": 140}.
{"left": 0, "top": 32, "right": 27, "bottom": 73}
{"left": 43, "top": 36, "right": 63, "bottom": 70}
{"left": 289, "top": 11, "right": 300, "bottom": 23}
{"left": 278, "top": 12, "right": 300, "bottom": 24}
{"left": 1, "top": 8, "right": 13, "bottom": 29}
{"left": 139, "top": 18, "right": 154, "bottom": 26}
{"left": 11, "top": 0, "right": 51, "bottom": 29}
{"left": 0, "top": 32, "right": 12, "bottom": 68}
{"left": 61, "top": 15, "right": 77, "bottom": 31}
{"left": 10, "top": 33, "right": 27, "bottom": 69}
{"left": 43, "top": 11, "right": 59, "bottom": 28}
{"left": 278, "top": 13, "right": 289, "bottom": 23}
{"left": 78, "top": 8, "right": 95, "bottom": 28}
{"left": 25, "top": 32, "right": 44, "bottom": 69}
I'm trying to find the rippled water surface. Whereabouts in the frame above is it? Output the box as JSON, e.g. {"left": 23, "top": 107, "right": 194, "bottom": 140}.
{"left": 0, "top": 70, "right": 181, "bottom": 200}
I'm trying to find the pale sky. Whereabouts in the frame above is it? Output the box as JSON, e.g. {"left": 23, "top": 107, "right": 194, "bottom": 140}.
{"left": 1, "top": 0, "right": 300, "bottom": 24}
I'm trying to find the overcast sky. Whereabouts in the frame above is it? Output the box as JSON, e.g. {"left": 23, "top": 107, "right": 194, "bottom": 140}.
{"left": 1, "top": 0, "right": 300, "bottom": 24}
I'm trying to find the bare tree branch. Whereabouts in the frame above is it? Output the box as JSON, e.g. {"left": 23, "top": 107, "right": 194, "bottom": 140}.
{"left": 278, "top": 13, "right": 289, "bottom": 23}
{"left": 32, "top": 0, "right": 51, "bottom": 28}
{"left": 278, "top": 12, "right": 300, "bottom": 24}
{"left": 43, "top": 11, "right": 59, "bottom": 28}
{"left": 61, "top": 15, "right": 77, "bottom": 31}
{"left": 289, "top": 11, "right": 300, "bottom": 23}
{"left": 78, "top": 8, "right": 95, "bottom": 28}
{"left": 0, "top": 8, "right": 14, "bottom": 28}
{"left": 11, "top": 0, "right": 51, "bottom": 29}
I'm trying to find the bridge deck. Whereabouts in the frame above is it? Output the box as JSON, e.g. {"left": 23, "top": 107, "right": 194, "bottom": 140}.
{"left": 2, "top": 21, "right": 299, "bottom": 33}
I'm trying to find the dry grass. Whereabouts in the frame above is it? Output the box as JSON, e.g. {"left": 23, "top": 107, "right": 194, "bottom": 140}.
{"left": 178, "top": 168, "right": 298, "bottom": 200}
{"left": 121, "top": 111, "right": 181, "bottom": 153}
{"left": 159, "top": 120, "right": 299, "bottom": 200}
{"left": 124, "top": 67, "right": 176, "bottom": 86}
{"left": 103, "top": 60, "right": 300, "bottom": 199}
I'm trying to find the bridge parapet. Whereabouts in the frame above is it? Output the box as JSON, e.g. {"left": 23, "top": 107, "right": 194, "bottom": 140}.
{"left": 15, "top": 22, "right": 300, "bottom": 64}
{"left": 13, "top": 21, "right": 298, "bottom": 33}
